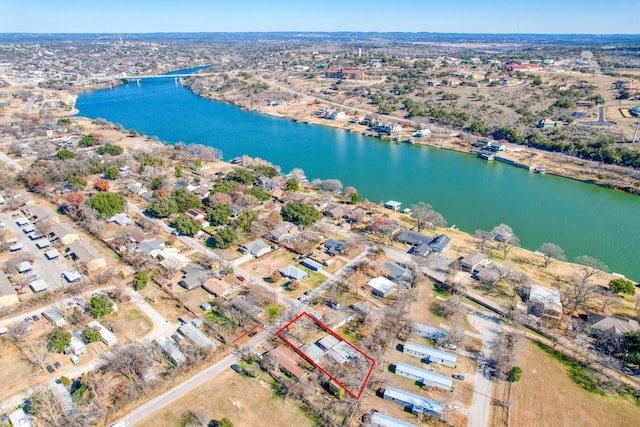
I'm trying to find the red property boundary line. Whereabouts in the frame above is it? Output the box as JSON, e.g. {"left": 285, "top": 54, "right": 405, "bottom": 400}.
{"left": 276, "top": 311, "right": 375, "bottom": 400}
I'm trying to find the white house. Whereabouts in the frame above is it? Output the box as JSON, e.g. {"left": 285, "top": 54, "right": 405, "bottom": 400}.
{"left": 415, "top": 324, "right": 448, "bottom": 342}
{"left": 371, "top": 411, "right": 419, "bottom": 427}
{"left": 87, "top": 320, "right": 117, "bottom": 346}
{"left": 383, "top": 386, "right": 444, "bottom": 418}
{"left": 240, "top": 239, "right": 272, "bottom": 257}
{"left": 154, "top": 335, "right": 186, "bottom": 365}
{"left": 367, "top": 277, "right": 397, "bottom": 298}
{"left": 403, "top": 341, "right": 457, "bottom": 368}
{"left": 395, "top": 362, "right": 453, "bottom": 391}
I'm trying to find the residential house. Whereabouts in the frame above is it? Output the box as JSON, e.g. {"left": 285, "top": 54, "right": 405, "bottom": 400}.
{"left": 157, "top": 249, "right": 190, "bottom": 272}
{"left": 193, "top": 186, "right": 211, "bottom": 198}
{"left": 268, "top": 345, "right": 306, "bottom": 378}
{"left": 257, "top": 176, "right": 279, "bottom": 191}
{"left": 267, "top": 99, "right": 289, "bottom": 107}
{"left": 49, "top": 222, "right": 79, "bottom": 245}
{"left": 526, "top": 284, "right": 563, "bottom": 319}
{"left": 179, "top": 263, "right": 211, "bottom": 290}
{"left": 415, "top": 324, "right": 448, "bottom": 342}
{"left": 269, "top": 222, "right": 299, "bottom": 242}
{"left": 403, "top": 341, "right": 457, "bottom": 368}
{"left": 385, "top": 261, "right": 411, "bottom": 284}
{"left": 460, "top": 252, "right": 490, "bottom": 273}
{"left": 394, "top": 362, "right": 454, "bottom": 391}
{"left": 154, "top": 336, "right": 186, "bottom": 365}
{"left": 42, "top": 308, "right": 66, "bottom": 327}
{"left": 240, "top": 239, "right": 272, "bottom": 257}
{"left": 178, "top": 322, "right": 216, "bottom": 349}
{"left": 324, "top": 108, "right": 347, "bottom": 120}
{"left": 67, "top": 240, "right": 106, "bottom": 272}
{"left": 324, "top": 69, "right": 364, "bottom": 80}
{"left": 429, "top": 234, "right": 451, "bottom": 253}
{"left": 279, "top": 265, "right": 309, "bottom": 281}
{"left": 396, "top": 230, "right": 433, "bottom": 247}
{"left": 375, "top": 122, "right": 402, "bottom": 135}
{"left": 321, "top": 238, "right": 344, "bottom": 256}
{"left": 0, "top": 273, "right": 19, "bottom": 308}
{"left": 87, "top": 320, "right": 117, "bottom": 346}
{"left": 107, "top": 212, "right": 132, "bottom": 226}
{"left": 368, "top": 277, "right": 398, "bottom": 298}
{"left": 138, "top": 238, "right": 165, "bottom": 257}
{"left": 421, "top": 254, "right": 455, "bottom": 284}
{"left": 230, "top": 295, "right": 265, "bottom": 319}
{"left": 322, "top": 308, "right": 356, "bottom": 331}
{"left": 184, "top": 208, "right": 210, "bottom": 228}
{"left": 23, "top": 205, "right": 58, "bottom": 223}
{"left": 589, "top": 315, "right": 640, "bottom": 337}
{"left": 473, "top": 262, "right": 506, "bottom": 284}
{"left": 323, "top": 204, "right": 351, "bottom": 219}
{"left": 202, "top": 278, "right": 233, "bottom": 299}
{"left": 371, "top": 411, "right": 419, "bottom": 427}
{"left": 383, "top": 386, "right": 444, "bottom": 419}
{"left": 129, "top": 229, "right": 156, "bottom": 245}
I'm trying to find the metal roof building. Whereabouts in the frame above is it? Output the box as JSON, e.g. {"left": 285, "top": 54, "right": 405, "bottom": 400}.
{"left": 383, "top": 386, "right": 444, "bottom": 418}
{"left": 415, "top": 323, "right": 448, "bottom": 342}
{"left": 403, "top": 341, "right": 457, "bottom": 368}
{"left": 154, "top": 335, "right": 186, "bottom": 365}
{"left": 178, "top": 322, "right": 216, "bottom": 349}
{"left": 88, "top": 320, "right": 117, "bottom": 347}
{"left": 371, "top": 411, "right": 419, "bottom": 427}
{"left": 395, "top": 362, "right": 453, "bottom": 391}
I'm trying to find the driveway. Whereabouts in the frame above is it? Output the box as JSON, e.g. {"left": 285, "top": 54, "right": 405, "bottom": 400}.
{"left": 467, "top": 310, "right": 503, "bottom": 427}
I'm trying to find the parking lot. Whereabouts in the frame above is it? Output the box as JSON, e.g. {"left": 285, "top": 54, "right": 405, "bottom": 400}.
{"left": 1, "top": 212, "right": 78, "bottom": 291}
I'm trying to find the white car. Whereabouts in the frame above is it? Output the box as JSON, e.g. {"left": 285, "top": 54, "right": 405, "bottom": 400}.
{"left": 70, "top": 355, "right": 79, "bottom": 364}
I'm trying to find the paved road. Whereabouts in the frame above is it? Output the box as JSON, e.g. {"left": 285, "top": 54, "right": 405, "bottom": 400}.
{"left": 579, "top": 105, "right": 616, "bottom": 126}
{"left": 467, "top": 311, "right": 503, "bottom": 427}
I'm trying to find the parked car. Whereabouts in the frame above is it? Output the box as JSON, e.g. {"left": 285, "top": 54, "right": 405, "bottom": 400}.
{"left": 31, "top": 314, "right": 40, "bottom": 322}
{"left": 70, "top": 355, "right": 79, "bottom": 365}
{"left": 53, "top": 362, "right": 62, "bottom": 369}
{"left": 304, "top": 290, "right": 312, "bottom": 296}
{"left": 452, "top": 374, "right": 465, "bottom": 380}
{"left": 248, "top": 331, "right": 258, "bottom": 337}
{"left": 171, "top": 334, "right": 181, "bottom": 343}
{"left": 237, "top": 275, "right": 246, "bottom": 282}
{"left": 443, "top": 343, "right": 457, "bottom": 350}
{"left": 230, "top": 364, "right": 243, "bottom": 373}
{"left": 46, "top": 365, "right": 55, "bottom": 373}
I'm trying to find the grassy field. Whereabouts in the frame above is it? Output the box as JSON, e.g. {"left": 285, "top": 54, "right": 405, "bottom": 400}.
{"left": 506, "top": 339, "right": 640, "bottom": 427}
{"left": 139, "top": 369, "right": 316, "bottom": 427}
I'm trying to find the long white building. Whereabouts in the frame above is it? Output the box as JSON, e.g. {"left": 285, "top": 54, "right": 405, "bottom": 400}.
{"left": 395, "top": 362, "right": 453, "bottom": 391}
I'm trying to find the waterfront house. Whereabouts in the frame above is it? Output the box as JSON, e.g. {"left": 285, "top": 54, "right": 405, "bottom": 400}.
{"left": 257, "top": 176, "right": 279, "bottom": 191}
{"left": 429, "top": 234, "right": 451, "bottom": 253}
{"left": 384, "top": 200, "right": 402, "bottom": 211}
{"left": 460, "top": 252, "right": 490, "bottom": 273}
{"left": 526, "top": 284, "right": 563, "bottom": 319}
{"left": 589, "top": 314, "right": 640, "bottom": 337}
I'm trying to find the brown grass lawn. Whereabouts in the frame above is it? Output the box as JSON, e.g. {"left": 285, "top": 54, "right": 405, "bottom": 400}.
{"left": 139, "top": 369, "right": 316, "bottom": 427}
{"left": 109, "top": 306, "right": 153, "bottom": 343}
{"left": 507, "top": 339, "right": 640, "bottom": 427}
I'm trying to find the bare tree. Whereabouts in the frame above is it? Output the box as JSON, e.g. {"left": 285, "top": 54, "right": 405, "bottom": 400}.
{"left": 491, "top": 224, "right": 520, "bottom": 259}
{"left": 6, "top": 321, "right": 30, "bottom": 347}
{"left": 24, "top": 338, "right": 49, "bottom": 370}
{"left": 29, "top": 385, "right": 66, "bottom": 427}
{"left": 181, "top": 409, "right": 210, "bottom": 427}
{"left": 574, "top": 255, "right": 609, "bottom": 282}
{"left": 538, "top": 243, "right": 567, "bottom": 268}
{"left": 563, "top": 275, "right": 596, "bottom": 314}
{"left": 474, "top": 229, "right": 492, "bottom": 253}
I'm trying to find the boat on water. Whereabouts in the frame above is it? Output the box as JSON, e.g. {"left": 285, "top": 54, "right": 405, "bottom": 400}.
{"left": 534, "top": 168, "right": 546, "bottom": 174}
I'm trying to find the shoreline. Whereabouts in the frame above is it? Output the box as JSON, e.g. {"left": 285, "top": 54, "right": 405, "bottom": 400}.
{"left": 184, "top": 81, "right": 640, "bottom": 197}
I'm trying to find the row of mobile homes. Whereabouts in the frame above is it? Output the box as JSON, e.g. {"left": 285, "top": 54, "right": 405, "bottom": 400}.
{"left": 403, "top": 341, "right": 457, "bottom": 368}
{"left": 383, "top": 386, "right": 444, "bottom": 418}
{"left": 395, "top": 362, "right": 454, "bottom": 391}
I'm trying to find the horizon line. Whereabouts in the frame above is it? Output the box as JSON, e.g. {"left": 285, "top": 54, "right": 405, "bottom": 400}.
{"left": 1, "top": 31, "right": 639, "bottom": 36}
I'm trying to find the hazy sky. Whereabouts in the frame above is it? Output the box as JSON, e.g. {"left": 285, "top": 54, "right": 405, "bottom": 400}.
{"left": 1, "top": 0, "right": 637, "bottom": 34}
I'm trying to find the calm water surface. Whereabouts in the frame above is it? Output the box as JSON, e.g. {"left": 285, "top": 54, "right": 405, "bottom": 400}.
{"left": 76, "top": 77, "right": 640, "bottom": 279}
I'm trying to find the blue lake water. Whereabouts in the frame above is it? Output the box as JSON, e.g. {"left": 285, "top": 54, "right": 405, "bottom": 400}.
{"left": 76, "top": 76, "right": 640, "bottom": 279}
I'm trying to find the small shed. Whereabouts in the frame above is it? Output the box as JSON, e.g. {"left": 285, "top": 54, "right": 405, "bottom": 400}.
{"left": 18, "top": 261, "right": 33, "bottom": 274}
{"left": 62, "top": 269, "right": 82, "bottom": 283}
{"left": 36, "top": 239, "right": 51, "bottom": 249}
{"left": 29, "top": 279, "right": 49, "bottom": 293}
{"left": 42, "top": 307, "right": 66, "bottom": 327}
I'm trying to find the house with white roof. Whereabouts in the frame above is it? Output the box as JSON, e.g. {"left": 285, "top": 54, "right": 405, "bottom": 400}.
{"left": 368, "top": 277, "right": 397, "bottom": 298}
{"left": 395, "top": 362, "right": 454, "bottom": 391}
{"left": 403, "top": 341, "right": 457, "bottom": 368}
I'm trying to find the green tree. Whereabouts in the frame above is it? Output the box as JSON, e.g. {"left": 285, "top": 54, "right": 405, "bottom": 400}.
{"left": 252, "top": 165, "right": 279, "bottom": 178}
{"left": 212, "top": 227, "right": 237, "bottom": 249}
{"left": 67, "top": 175, "right": 87, "bottom": 190}
{"left": 624, "top": 330, "right": 640, "bottom": 367}
{"left": 284, "top": 178, "right": 299, "bottom": 192}
{"left": 84, "top": 326, "right": 102, "bottom": 343}
{"left": 469, "top": 121, "right": 488, "bottom": 136}
{"left": 207, "top": 204, "right": 232, "bottom": 226}
{"left": 226, "top": 168, "right": 256, "bottom": 184}
{"left": 349, "top": 192, "right": 363, "bottom": 204}
{"left": 133, "top": 272, "right": 149, "bottom": 291}
{"left": 90, "top": 192, "right": 125, "bottom": 218}
{"left": 174, "top": 164, "right": 182, "bottom": 178}
{"left": 609, "top": 278, "right": 635, "bottom": 295}
{"left": 55, "top": 148, "right": 75, "bottom": 160}
{"left": 171, "top": 214, "right": 202, "bottom": 236}
{"left": 151, "top": 175, "right": 166, "bottom": 190}
{"left": 281, "top": 201, "right": 321, "bottom": 227}
{"left": 244, "top": 186, "right": 270, "bottom": 201}
{"left": 217, "top": 418, "right": 234, "bottom": 427}
{"left": 171, "top": 187, "right": 202, "bottom": 212}
{"left": 88, "top": 294, "right": 114, "bottom": 319}
{"left": 211, "top": 180, "right": 240, "bottom": 194}
{"left": 78, "top": 134, "right": 99, "bottom": 147}
{"left": 49, "top": 327, "right": 71, "bottom": 353}
{"left": 235, "top": 209, "right": 258, "bottom": 232}
{"left": 507, "top": 366, "right": 523, "bottom": 382}
{"left": 147, "top": 197, "right": 178, "bottom": 218}
{"left": 128, "top": 129, "right": 138, "bottom": 137}
{"left": 104, "top": 164, "right": 120, "bottom": 180}
{"left": 96, "top": 144, "right": 124, "bottom": 156}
